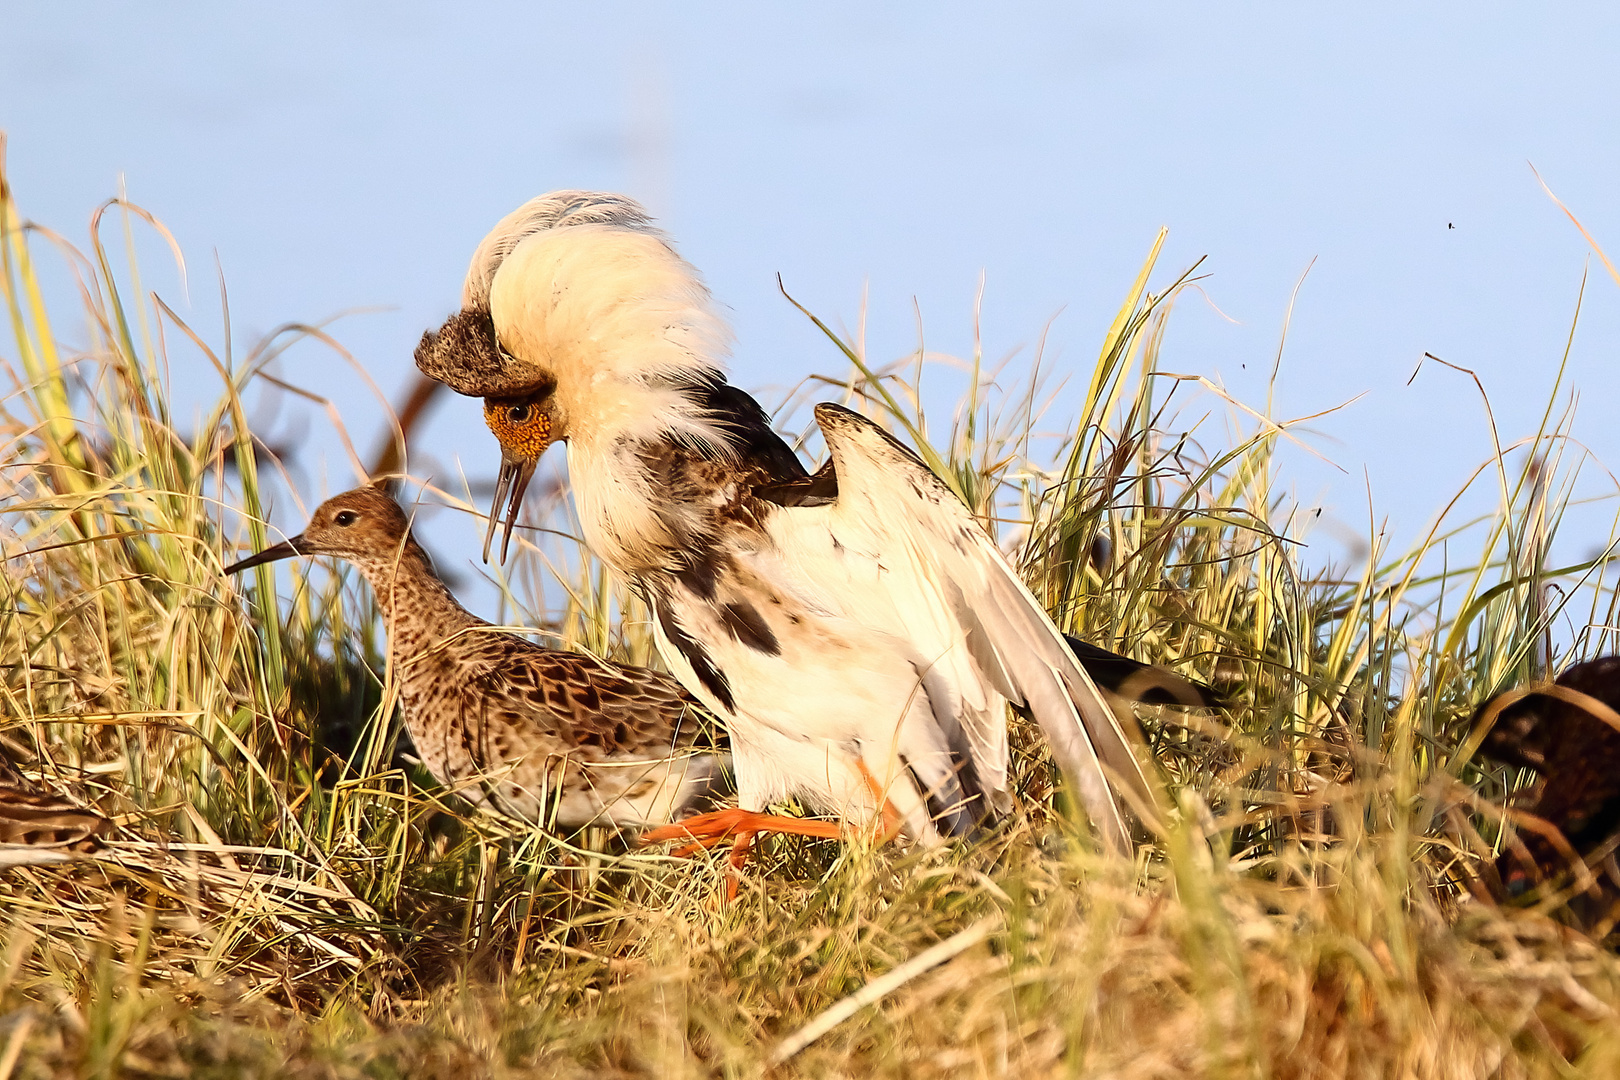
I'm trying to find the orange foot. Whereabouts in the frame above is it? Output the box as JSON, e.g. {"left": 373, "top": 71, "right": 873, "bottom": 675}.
{"left": 642, "top": 809, "right": 844, "bottom": 900}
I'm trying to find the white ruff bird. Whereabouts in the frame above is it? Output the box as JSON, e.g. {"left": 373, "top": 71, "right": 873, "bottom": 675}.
{"left": 415, "top": 192, "right": 1165, "bottom": 858}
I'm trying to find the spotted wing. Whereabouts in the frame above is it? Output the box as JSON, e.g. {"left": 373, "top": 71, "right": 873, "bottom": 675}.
{"left": 452, "top": 633, "right": 721, "bottom": 759}
{"left": 764, "top": 403, "right": 1163, "bottom": 851}
{"left": 421, "top": 631, "right": 728, "bottom": 826}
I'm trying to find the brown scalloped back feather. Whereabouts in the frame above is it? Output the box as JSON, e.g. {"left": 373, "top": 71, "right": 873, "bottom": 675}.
{"left": 399, "top": 620, "right": 728, "bottom": 829}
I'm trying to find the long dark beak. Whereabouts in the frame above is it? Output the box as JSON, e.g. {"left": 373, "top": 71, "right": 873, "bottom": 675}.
{"left": 223, "top": 535, "right": 305, "bottom": 575}
{"left": 483, "top": 452, "right": 537, "bottom": 564}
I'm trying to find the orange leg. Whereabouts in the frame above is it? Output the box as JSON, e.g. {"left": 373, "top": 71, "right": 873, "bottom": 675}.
{"left": 641, "top": 807, "right": 842, "bottom": 850}
{"left": 723, "top": 829, "right": 754, "bottom": 902}
{"left": 643, "top": 808, "right": 843, "bottom": 901}
{"left": 855, "top": 761, "right": 906, "bottom": 843}
{"left": 644, "top": 772, "right": 908, "bottom": 899}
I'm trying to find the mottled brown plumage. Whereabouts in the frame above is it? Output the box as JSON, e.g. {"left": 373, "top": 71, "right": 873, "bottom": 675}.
{"left": 417, "top": 308, "right": 543, "bottom": 400}
{"left": 1476, "top": 656, "right": 1620, "bottom": 917}
{"left": 0, "top": 745, "right": 111, "bottom": 865}
{"left": 226, "top": 485, "right": 728, "bottom": 831}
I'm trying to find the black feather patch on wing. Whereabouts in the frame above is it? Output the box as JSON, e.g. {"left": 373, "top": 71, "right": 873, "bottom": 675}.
{"left": 757, "top": 458, "right": 839, "bottom": 507}
{"left": 673, "top": 547, "right": 725, "bottom": 602}
{"left": 679, "top": 373, "right": 808, "bottom": 482}
{"left": 656, "top": 602, "right": 736, "bottom": 714}
{"left": 719, "top": 601, "right": 780, "bottom": 655}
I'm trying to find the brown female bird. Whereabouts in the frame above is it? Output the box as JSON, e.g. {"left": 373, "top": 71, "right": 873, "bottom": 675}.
{"left": 225, "top": 484, "right": 728, "bottom": 831}
{"left": 0, "top": 744, "right": 111, "bottom": 867}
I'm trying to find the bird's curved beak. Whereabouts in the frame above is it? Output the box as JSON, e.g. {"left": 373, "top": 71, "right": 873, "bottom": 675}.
{"left": 223, "top": 535, "right": 305, "bottom": 575}
{"left": 484, "top": 451, "right": 537, "bottom": 564}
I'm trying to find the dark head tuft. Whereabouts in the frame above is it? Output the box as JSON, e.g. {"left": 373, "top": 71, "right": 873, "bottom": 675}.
{"left": 415, "top": 308, "right": 550, "bottom": 398}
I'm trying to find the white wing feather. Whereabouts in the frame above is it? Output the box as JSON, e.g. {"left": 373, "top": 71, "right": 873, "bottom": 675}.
{"left": 765, "top": 403, "right": 1162, "bottom": 851}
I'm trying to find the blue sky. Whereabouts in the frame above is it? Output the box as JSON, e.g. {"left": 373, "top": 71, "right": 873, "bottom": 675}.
{"left": 5, "top": 3, "right": 1619, "bottom": 609}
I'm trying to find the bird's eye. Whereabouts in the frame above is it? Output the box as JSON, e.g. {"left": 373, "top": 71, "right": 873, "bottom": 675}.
{"left": 508, "top": 404, "right": 532, "bottom": 424}
{"left": 334, "top": 511, "right": 358, "bottom": 527}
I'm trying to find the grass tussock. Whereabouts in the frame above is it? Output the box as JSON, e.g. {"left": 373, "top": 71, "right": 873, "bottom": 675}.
{"left": 4, "top": 150, "right": 1620, "bottom": 1077}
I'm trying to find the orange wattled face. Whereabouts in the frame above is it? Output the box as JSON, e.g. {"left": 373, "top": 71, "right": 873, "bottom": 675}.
{"left": 481, "top": 393, "right": 558, "bottom": 565}
{"left": 482, "top": 396, "right": 554, "bottom": 462}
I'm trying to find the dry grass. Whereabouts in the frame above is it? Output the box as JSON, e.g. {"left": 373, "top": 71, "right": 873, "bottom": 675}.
{"left": 4, "top": 149, "right": 1620, "bottom": 1078}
